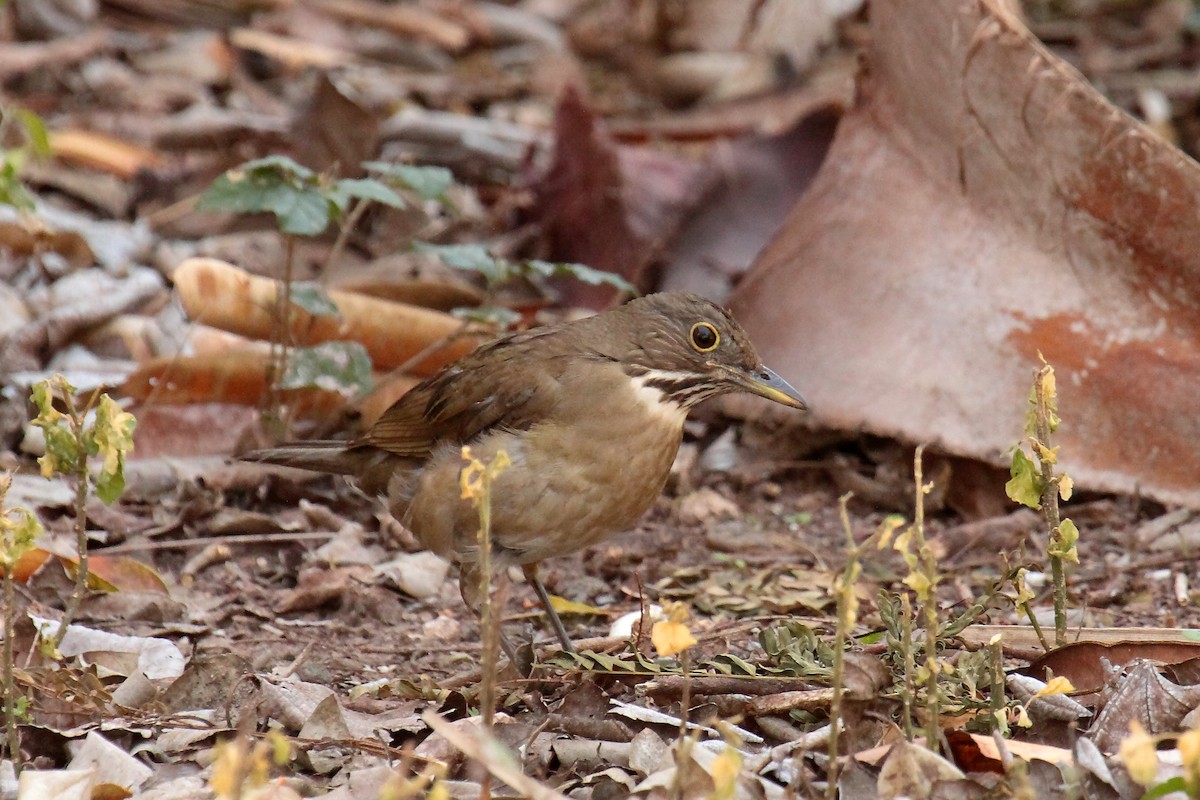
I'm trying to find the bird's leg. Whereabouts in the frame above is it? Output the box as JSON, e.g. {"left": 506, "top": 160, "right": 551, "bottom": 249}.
{"left": 459, "top": 564, "right": 524, "bottom": 668}
{"left": 522, "top": 562, "right": 575, "bottom": 653}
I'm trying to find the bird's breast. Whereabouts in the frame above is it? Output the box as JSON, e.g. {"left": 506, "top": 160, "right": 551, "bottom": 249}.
{"left": 399, "top": 365, "right": 688, "bottom": 566}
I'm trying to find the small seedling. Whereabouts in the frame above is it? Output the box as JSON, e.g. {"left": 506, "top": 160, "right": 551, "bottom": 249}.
{"left": 416, "top": 242, "right": 639, "bottom": 315}
{"left": 0, "top": 105, "right": 49, "bottom": 211}
{"left": 30, "top": 376, "right": 136, "bottom": 647}
{"left": 1006, "top": 359, "right": 1076, "bottom": 646}
{"left": 197, "top": 156, "right": 435, "bottom": 429}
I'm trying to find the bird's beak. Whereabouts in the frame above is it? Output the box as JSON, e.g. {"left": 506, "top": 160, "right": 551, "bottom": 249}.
{"left": 729, "top": 365, "right": 808, "bottom": 411}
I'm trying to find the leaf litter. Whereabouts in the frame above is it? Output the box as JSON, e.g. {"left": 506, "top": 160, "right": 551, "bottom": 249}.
{"left": 3, "top": 0, "right": 1200, "bottom": 797}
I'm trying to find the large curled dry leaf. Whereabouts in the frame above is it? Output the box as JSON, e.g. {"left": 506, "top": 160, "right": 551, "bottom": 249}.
{"left": 732, "top": 0, "right": 1200, "bottom": 506}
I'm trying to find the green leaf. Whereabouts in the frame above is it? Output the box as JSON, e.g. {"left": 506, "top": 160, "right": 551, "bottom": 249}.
{"left": 234, "top": 155, "right": 316, "bottom": 181}
{"left": 281, "top": 342, "right": 373, "bottom": 396}
{"left": 289, "top": 282, "right": 341, "bottom": 319}
{"left": 364, "top": 162, "right": 454, "bottom": 200}
{"left": 338, "top": 177, "right": 406, "bottom": 207}
{"left": 13, "top": 109, "right": 50, "bottom": 156}
{"left": 275, "top": 191, "right": 333, "bottom": 235}
{"left": 197, "top": 156, "right": 333, "bottom": 236}
{"left": 1005, "top": 449, "right": 1043, "bottom": 509}
{"left": 415, "top": 242, "right": 509, "bottom": 284}
{"left": 1143, "top": 777, "right": 1188, "bottom": 799}
{"left": 450, "top": 305, "right": 522, "bottom": 329}
{"left": 525, "top": 260, "right": 638, "bottom": 295}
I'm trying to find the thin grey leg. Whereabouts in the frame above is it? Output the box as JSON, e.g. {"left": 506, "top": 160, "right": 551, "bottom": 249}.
{"left": 522, "top": 562, "right": 575, "bottom": 653}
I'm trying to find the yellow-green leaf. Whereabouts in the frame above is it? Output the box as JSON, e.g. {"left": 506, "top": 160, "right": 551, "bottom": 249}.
{"left": 1005, "top": 449, "right": 1042, "bottom": 509}
{"left": 1050, "top": 519, "right": 1080, "bottom": 563}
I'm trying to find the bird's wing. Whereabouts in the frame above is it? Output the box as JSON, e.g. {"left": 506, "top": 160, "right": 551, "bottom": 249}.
{"left": 361, "top": 328, "right": 569, "bottom": 456}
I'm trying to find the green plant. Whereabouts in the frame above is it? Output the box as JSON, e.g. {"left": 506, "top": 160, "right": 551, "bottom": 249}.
{"left": 0, "top": 105, "right": 49, "bottom": 211}
{"left": 826, "top": 497, "right": 903, "bottom": 796}
{"left": 30, "top": 376, "right": 136, "bottom": 647}
{"left": 0, "top": 474, "right": 42, "bottom": 770}
{"left": 415, "top": 241, "right": 638, "bottom": 327}
{"left": 1005, "top": 360, "right": 1076, "bottom": 646}
{"left": 196, "top": 156, "right": 448, "bottom": 429}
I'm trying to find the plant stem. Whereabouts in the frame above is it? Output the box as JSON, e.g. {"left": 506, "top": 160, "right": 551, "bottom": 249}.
{"left": 911, "top": 447, "right": 942, "bottom": 751}
{"left": 1033, "top": 368, "right": 1066, "bottom": 646}
{"left": 264, "top": 236, "right": 297, "bottom": 437}
{"left": 3, "top": 557, "right": 18, "bottom": 772}
{"left": 475, "top": 458, "right": 498, "bottom": 800}
{"left": 900, "top": 593, "right": 915, "bottom": 741}
{"left": 54, "top": 400, "right": 90, "bottom": 649}
{"left": 825, "top": 494, "right": 858, "bottom": 799}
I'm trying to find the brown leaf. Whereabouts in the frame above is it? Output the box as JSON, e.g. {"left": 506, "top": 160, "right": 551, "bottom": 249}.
{"left": 1029, "top": 639, "right": 1200, "bottom": 694}
{"left": 1087, "top": 659, "right": 1200, "bottom": 753}
{"left": 528, "top": 86, "right": 717, "bottom": 308}
{"left": 731, "top": 0, "right": 1200, "bottom": 506}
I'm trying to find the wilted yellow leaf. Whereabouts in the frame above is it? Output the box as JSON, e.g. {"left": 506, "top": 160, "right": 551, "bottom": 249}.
{"left": 1033, "top": 676, "right": 1075, "bottom": 697}
{"left": 1179, "top": 728, "right": 1200, "bottom": 778}
{"left": 1058, "top": 473, "right": 1073, "bottom": 501}
{"left": 709, "top": 746, "right": 742, "bottom": 800}
{"left": 1118, "top": 721, "right": 1159, "bottom": 787}
{"left": 653, "top": 604, "right": 698, "bottom": 657}
{"left": 548, "top": 596, "right": 604, "bottom": 616}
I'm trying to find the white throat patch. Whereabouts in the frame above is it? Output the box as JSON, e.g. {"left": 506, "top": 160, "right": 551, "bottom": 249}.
{"left": 628, "top": 372, "right": 689, "bottom": 427}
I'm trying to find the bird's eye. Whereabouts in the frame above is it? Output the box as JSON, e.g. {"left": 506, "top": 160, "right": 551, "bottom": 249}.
{"left": 690, "top": 322, "right": 720, "bottom": 353}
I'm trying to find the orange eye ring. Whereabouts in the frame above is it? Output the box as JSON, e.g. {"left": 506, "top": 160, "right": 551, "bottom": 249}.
{"left": 690, "top": 322, "right": 720, "bottom": 353}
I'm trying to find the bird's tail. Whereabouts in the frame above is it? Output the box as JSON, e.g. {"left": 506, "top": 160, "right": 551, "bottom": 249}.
{"left": 241, "top": 441, "right": 411, "bottom": 497}
{"left": 241, "top": 440, "right": 363, "bottom": 475}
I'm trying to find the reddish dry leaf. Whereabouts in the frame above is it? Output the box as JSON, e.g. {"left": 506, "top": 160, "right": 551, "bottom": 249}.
{"left": 944, "top": 729, "right": 1004, "bottom": 775}
{"left": 528, "top": 86, "right": 717, "bottom": 308}
{"left": 731, "top": 0, "right": 1200, "bottom": 506}
{"left": 121, "top": 349, "right": 351, "bottom": 414}
{"left": 128, "top": 403, "right": 259, "bottom": 459}
{"left": 3, "top": 547, "right": 52, "bottom": 583}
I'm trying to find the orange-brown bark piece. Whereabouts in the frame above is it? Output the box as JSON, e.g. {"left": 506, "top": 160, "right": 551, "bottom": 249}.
{"left": 172, "top": 258, "right": 478, "bottom": 376}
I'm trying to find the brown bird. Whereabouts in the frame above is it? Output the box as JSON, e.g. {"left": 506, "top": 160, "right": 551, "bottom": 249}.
{"left": 245, "top": 292, "right": 806, "bottom": 656}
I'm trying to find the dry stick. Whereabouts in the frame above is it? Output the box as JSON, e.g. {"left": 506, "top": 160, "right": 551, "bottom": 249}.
{"left": 422, "top": 710, "right": 570, "bottom": 800}
{"left": 102, "top": 531, "right": 339, "bottom": 554}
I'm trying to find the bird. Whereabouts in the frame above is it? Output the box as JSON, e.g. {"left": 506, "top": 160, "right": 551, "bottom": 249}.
{"left": 244, "top": 292, "right": 807, "bottom": 659}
